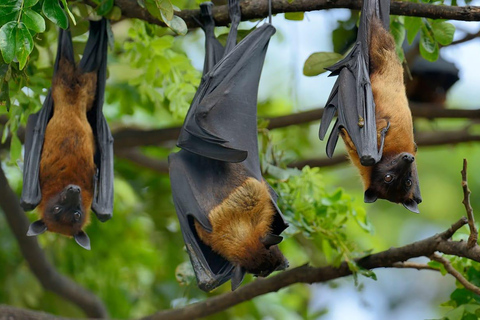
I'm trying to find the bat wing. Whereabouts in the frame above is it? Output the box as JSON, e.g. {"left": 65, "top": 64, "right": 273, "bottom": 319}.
{"left": 169, "top": 150, "right": 288, "bottom": 291}
{"left": 169, "top": 150, "right": 235, "bottom": 291}
{"left": 178, "top": 24, "right": 276, "bottom": 170}
{"left": 79, "top": 19, "right": 114, "bottom": 222}
{"left": 319, "top": 0, "right": 390, "bottom": 166}
{"left": 20, "top": 27, "right": 75, "bottom": 211}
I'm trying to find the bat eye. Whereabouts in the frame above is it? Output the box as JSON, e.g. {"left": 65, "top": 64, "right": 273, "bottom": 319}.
{"left": 405, "top": 179, "right": 412, "bottom": 187}
{"left": 74, "top": 212, "right": 81, "bottom": 222}
{"left": 384, "top": 174, "right": 393, "bottom": 183}
{"left": 53, "top": 206, "right": 61, "bottom": 214}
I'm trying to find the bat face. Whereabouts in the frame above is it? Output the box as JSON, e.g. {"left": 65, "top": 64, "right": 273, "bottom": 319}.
{"left": 27, "top": 184, "right": 91, "bottom": 250}
{"left": 364, "top": 152, "right": 422, "bottom": 213}
{"left": 246, "top": 243, "right": 289, "bottom": 277}
{"left": 43, "top": 184, "right": 86, "bottom": 231}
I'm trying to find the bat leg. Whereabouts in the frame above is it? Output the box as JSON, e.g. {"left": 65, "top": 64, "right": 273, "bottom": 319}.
{"left": 377, "top": 120, "right": 391, "bottom": 156}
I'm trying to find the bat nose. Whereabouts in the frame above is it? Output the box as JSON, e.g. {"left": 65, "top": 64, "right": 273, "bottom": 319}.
{"left": 66, "top": 185, "right": 81, "bottom": 193}
{"left": 402, "top": 154, "right": 415, "bottom": 163}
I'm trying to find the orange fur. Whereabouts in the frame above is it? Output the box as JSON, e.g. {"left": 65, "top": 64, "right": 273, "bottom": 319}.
{"left": 194, "top": 178, "right": 275, "bottom": 269}
{"left": 343, "top": 17, "right": 416, "bottom": 190}
{"left": 38, "top": 58, "right": 97, "bottom": 236}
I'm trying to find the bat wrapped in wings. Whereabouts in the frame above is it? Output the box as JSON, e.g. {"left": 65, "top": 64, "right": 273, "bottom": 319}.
{"left": 169, "top": 1, "right": 288, "bottom": 292}
{"left": 319, "top": 0, "right": 422, "bottom": 212}
{"left": 20, "top": 19, "right": 114, "bottom": 250}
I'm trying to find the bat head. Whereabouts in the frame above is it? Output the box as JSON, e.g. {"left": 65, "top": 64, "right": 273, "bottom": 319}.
{"left": 246, "top": 234, "right": 289, "bottom": 277}
{"left": 27, "top": 184, "right": 91, "bottom": 250}
{"left": 231, "top": 234, "right": 288, "bottom": 291}
{"left": 364, "top": 152, "right": 422, "bottom": 213}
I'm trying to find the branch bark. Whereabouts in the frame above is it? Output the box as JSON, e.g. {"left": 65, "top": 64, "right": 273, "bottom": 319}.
{"left": 108, "top": 0, "right": 480, "bottom": 29}
{"left": 0, "top": 167, "right": 108, "bottom": 318}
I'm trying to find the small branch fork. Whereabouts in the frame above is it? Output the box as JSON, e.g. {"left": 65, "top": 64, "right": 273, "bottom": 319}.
{"left": 461, "top": 159, "right": 478, "bottom": 248}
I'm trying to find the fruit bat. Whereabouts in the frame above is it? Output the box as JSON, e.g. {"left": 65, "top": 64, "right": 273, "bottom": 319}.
{"left": 169, "top": 1, "right": 288, "bottom": 292}
{"left": 318, "top": 0, "right": 422, "bottom": 213}
{"left": 20, "top": 19, "right": 114, "bottom": 250}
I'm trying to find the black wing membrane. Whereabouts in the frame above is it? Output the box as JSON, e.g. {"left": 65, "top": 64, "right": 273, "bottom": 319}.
{"left": 20, "top": 19, "right": 113, "bottom": 222}
{"left": 169, "top": 1, "right": 287, "bottom": 291}
{"left": 79, "top": 19, "right": 114, "bottom": 222}
{"left": 319, "top": 0, "right": 390, "bottom": 166}
{"left": 20, "top": 27, "right": 75, "bottom": 211}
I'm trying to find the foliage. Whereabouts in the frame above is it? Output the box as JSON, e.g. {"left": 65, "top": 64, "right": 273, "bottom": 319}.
{"left": 0, "top": 1, "right": 475, "bottom": 319}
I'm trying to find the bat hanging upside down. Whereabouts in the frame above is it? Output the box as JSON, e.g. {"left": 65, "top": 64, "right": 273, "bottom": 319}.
{"left": 169, "top": 1, "right": 288, "bottom": 291}
{"left": 21, "top": 19, "right": 114, "bottom": 249}
{"left": 319, "top": 0, "right": 422, "bottom": 213}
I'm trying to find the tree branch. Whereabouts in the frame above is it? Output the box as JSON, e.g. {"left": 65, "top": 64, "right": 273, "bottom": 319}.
{"left": 0, "top": 166, "right": 108, "bottom": 318}
{"left": 289, "top": 128, "right": 480, "bottom": 169}
{"left": 112, "top": 105, "right": 480, "bottom": 150}
{"left": 107, "top": 0, "right": 480, "bottom": 29}
{"left": 431, "top": 253, "right": 480, "bottom": 296}
{"left": 461, "top": 159, "right": 478, "bottom": 248}
{"left": 0, "top": 216, "right": 477, "bottom": 319}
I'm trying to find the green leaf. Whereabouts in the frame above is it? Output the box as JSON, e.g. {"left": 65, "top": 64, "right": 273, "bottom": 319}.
{"left": 404, "top": 16, "right": 421, "bottom": 44}
{"left": 419, "top": 21, "right": 439, "bottom": 62}
{"left": 24, "top": 0, "right": 39, "bottom": 8}
{"left": 15, "top": 22, "right": 33, "bottom": 69}
{"left": 0, "top": 80, "right": 10, "bottom": 111}
{"left": 285, "top": 12, "right": 304, "bottom": 21}
{"left": 155, "top": 0, "right": 173, "bottom": 21}
{"left": 0, "top": 21, "right": 18, "bottom": 63}
{"left": 432, "top": 21, "right": 455, "bottom": 46}
{"left": 303, "top": 52, "right": 343, "bottom": 77}
{"left": 22, "top": 9, "right": 45, "bottom": 33}
{"left": 0, "top": 0, "right": 21, "bottom": 27}
{"left": 390, "top": 18, "right": 405, "bottom": 62}
{"left": 162, "top": 15, "right": 187, "bottom": 36}
{"left": 9, "top": 133, "right": 21, "bottom": 166}
{"left": 97, "top": 0, "right": 114, "bottom": 16}
{"left": 59, "top": 0, "right": 76, "bottom": 25}
{"left": 42, "top": 0, "right": 68, "bottom": 29}
{"left": 105, "top": 5, "right": 122, "bottom": 20}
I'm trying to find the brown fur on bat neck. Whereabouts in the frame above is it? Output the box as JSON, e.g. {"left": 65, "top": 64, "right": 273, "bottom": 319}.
{"left": 194, "top": 177, "right": 288, "bottom": 286}
{"left": 27, "top": 57, "right": 97, "bottom": 249}
{"left": 341, "top": 17, "right": 422, "bottom": 213}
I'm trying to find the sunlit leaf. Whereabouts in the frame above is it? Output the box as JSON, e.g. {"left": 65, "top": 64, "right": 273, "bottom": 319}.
{"left": 42, "top": 0, "right": 68, "bottom": 29}
{"left": 22, "top": 9, "right": 46, "bottom": 33}
{"left": 15, "top": 22, "right": 33, "bottom": 69}
{"left": 0, "top": 21, "right": 17, "bottom": 63}
{"left": 303, "top": 52, "right": 343, "bottom": 76}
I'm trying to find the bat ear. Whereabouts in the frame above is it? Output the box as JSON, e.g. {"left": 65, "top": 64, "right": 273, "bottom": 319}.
{"left": 261, "top": 234, "right": 283, "bottom": 249}
{"left": 231, "top": 265, "right": 246, "bottom": 291}
{"left": 27, "top": 220, "right": 47, "bottom": 236}
{"left": 364, "top": 189, "right": 378, "bottom": 203}
{"left": 403, "top": 199, "right": 420, "bottom": 214}
{"left": 74, "top": 231, "right": 91, "bottom": 250}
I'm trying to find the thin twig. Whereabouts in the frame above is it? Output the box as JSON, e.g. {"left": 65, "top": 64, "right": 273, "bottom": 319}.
{"left": 431, "top": 253, "right": 480, "bottom": 296}
{"left": 461, "top": 159, "right": 478, "bottom": 248}
{"left": 392, "top": 261, "right": 439, "bottom": 271}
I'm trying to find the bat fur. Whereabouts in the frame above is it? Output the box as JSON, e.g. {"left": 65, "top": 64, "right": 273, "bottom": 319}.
{"left": 194, "top": 177, "right": 287, "bottom": 277}
{"left": 37, "top": 57, "right": 97, "bottom": 237}
{"left": 342, "top": 17, "right": 421, "bottom": 212}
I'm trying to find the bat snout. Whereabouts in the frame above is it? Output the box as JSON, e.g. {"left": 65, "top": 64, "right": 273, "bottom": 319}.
{"left": 401, "top": 153, "right": 415, "bottom": 163}
{"left": 66, "top": 185, "right": 81, "bottom": 194}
